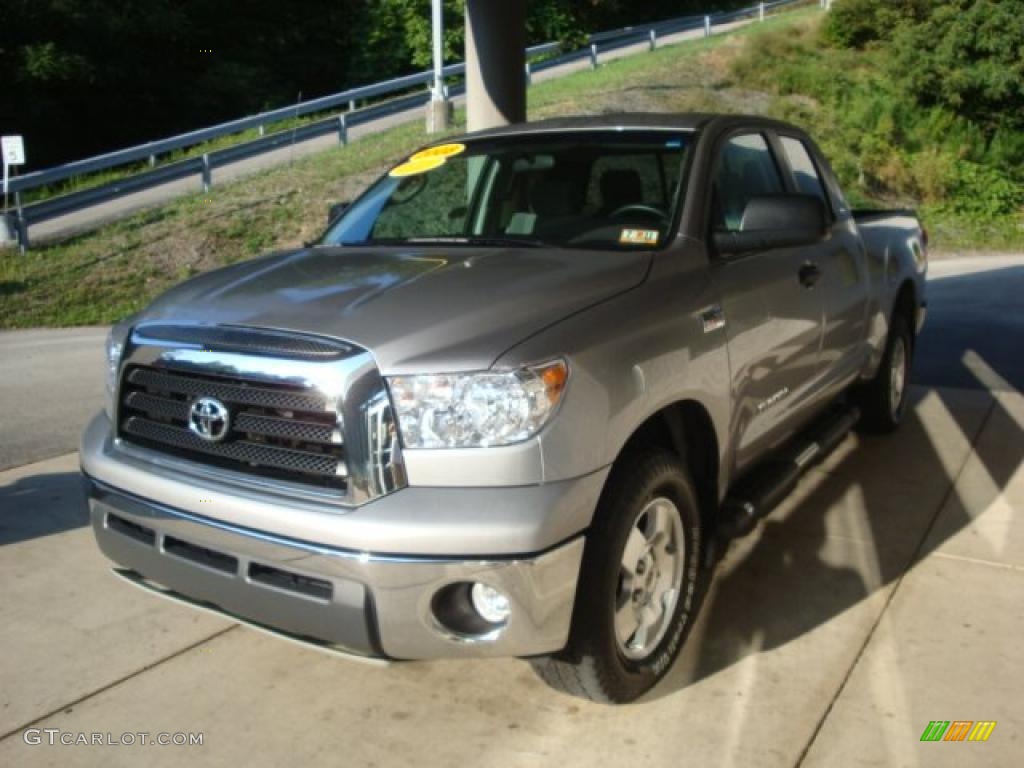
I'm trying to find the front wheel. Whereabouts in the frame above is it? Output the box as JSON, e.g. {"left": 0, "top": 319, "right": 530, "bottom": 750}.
{"left": 532, "top": 450, "right": 706, "bottom": 703}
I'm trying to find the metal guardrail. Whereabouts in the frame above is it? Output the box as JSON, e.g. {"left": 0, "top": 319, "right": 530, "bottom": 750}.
{"left": 4, "top": 0, "right": 808, "bottom": 250}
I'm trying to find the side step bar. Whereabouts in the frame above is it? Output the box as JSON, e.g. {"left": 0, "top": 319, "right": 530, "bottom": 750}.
{"left": 717, "top": 405, "right": 860, "bottom": 540}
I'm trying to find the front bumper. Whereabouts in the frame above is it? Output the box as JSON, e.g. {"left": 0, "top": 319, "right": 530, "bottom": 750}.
{"left": 87, "top": 478, "right": 585, "bottom": 659}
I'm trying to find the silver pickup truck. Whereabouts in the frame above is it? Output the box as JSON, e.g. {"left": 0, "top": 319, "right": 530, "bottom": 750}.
{"left": 81, "top": 114, "right": 927, "bottom": 703}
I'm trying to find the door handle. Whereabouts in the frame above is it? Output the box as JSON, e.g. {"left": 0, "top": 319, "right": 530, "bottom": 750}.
{"left": 798, "top": 262, "right": 821, "bottom": 288}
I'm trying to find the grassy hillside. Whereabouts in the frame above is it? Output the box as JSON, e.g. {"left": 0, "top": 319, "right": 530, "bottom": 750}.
{"left": 729, "top": 13, "right": 1024, "bottom": 251}
{"left": 1, "top": 7, "right": 1020, "bottom": 329}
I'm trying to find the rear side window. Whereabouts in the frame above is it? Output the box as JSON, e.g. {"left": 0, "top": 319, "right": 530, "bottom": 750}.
{"left": 712, "top": 134, "right": 784, "bottom": 232}
{"left": 780, "top": 136, "right": 827, "bottom": 206}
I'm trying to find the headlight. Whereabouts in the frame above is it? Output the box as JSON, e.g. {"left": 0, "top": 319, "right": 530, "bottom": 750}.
{"left": 387, "top": 359, "right": 568, "bottom": 449}
{"left": 104, "top": 328, "right": 124, "bottom": 419}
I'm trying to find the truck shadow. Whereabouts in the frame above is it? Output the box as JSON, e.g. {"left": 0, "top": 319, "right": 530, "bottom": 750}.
{"left": 0, "top": 471, "right": 89, "bottom": 546}
{"left": 649, "top": 264, "right": 1023, "bottom": 705}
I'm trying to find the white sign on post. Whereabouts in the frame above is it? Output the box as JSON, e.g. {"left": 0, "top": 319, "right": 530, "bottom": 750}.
{"left": 3, "top": 135, "right": 26, "bottom": 202}
{"left": 2, "top": 136, "right": 26, "bottom": 167}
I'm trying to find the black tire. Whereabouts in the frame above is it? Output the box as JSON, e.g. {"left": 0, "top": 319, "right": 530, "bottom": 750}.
{"left": 531, "top": 449, "right": 706, "bottom": 703}
{"left": 855, "top": 312, "right": 913, "bottom": 433}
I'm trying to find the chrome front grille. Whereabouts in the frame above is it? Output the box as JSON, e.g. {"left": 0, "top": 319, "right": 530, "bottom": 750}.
{"left": 118, "top": 365, "right": 347, "bottom": 491}
{"left": 127, "top": 367, "right": 327, "bottom": 412}
{"left": 114, "top": 325, "right": 407, "bottom": 505}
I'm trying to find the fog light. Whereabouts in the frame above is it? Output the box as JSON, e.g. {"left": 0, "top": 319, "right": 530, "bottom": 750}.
{"left": 470, "top": 582, "right": 511, "bottom": 624}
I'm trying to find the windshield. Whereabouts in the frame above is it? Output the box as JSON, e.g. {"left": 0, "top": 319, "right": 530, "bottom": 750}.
{"left": 322, "top": 131, "right": 692, "bottom": 250}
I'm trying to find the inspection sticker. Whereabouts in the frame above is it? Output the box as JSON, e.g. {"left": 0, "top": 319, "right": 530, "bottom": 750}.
{"left": 619, "top": 228, "right": 660, "bottom": 245}
{"left": 388, "top": 155, "right": 447, "bottom": 177}
{"left": 410, "top": 142, "right": 466, "bottom": 161}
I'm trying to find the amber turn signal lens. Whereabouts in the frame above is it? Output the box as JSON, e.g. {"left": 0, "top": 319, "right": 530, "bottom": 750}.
{"left": 535, "top": 360, "right": 569, "bottom": 404}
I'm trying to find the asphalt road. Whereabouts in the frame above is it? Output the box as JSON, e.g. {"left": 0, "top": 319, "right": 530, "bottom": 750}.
{"left": 0, "top": 326, "right": 106, "bottom": 471}
{"left": 916, "top": 254, "right": 1024, "bottom": 392}
{"left": 1, "top": 254, "right": 1018, "bottom": 472}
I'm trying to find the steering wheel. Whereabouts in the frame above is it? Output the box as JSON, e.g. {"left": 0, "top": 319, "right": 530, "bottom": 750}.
{"left": 608, "top": 203, "right": 668, "bottom": 224}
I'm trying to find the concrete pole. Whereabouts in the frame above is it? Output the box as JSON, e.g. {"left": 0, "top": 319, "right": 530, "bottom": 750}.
{"left": 0, "top": 213, "right": 15, "bottom": 247}
{"left": 431, "top": 0, "right": 444, "bottom": 97}
{"left": 426, "top": 0, "right": 449, "bottom": 133}
{"left": 464, "top": 0, "right": 526, "bottom": 132}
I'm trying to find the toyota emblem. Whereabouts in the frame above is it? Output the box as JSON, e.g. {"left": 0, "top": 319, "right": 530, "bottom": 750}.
{"left": 188, "top": 397, "right": 230, "bottom": 442}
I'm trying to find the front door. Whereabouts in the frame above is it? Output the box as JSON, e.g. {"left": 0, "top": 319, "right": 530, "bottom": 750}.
{"left": 708, "top": 132, "right": 825, "bottom": 474}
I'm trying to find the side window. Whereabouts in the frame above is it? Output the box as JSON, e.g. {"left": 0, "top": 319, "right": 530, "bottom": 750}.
{"left": 779, "top": 136, "right": 827, "bottom": 206}
{"left": 712, "top": 134, "right": 784, "bottom": 232}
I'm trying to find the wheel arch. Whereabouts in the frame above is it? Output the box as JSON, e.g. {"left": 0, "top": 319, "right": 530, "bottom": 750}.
{"left": 606, "top": 399, "right": 721, "bottom": 529}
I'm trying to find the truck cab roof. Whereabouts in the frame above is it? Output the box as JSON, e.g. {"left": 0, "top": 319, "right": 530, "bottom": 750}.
{"left": 449, "top": 112, "right": 811, "bottom": 143}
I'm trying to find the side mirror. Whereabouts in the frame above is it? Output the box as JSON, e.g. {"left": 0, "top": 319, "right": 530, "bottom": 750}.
{"left": 714, "top": 195, "right": 826, "bottom": 255}
{"left": 327, "top": 201, "right": 350, "bottom": 226}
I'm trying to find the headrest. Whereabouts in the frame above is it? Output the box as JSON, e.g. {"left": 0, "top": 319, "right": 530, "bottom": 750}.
{"left": 600, "top": 169, "right": 644, "bottom": 210}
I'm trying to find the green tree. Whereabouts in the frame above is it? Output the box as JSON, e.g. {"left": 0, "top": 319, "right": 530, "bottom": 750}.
{"left": 822, "top": 0, "right": 930, "bottom": 48}
{"left": 892, "top": 0, "right": 1024, "bottom": 133}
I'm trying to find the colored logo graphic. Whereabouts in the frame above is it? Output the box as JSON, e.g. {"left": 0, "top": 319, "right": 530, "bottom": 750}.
{"left": 920, "top": 721, "right": 996, "bottom": 742}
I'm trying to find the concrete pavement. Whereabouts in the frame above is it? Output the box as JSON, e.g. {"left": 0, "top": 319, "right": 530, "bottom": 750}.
{"left": 0, "top": 255, "right": 1021, "bottom": 766}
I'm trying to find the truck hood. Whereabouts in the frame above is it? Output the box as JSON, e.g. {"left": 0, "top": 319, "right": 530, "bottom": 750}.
{"left": 137, "top": 246, "right": 650, "bottom": 372}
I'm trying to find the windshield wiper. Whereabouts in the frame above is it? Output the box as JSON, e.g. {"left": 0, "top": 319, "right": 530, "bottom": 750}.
{"left": 403, "top": 236, "right": 547, "bottom": 248}
{"left": 323, "top": 236, "right": 548, "bottom": 248}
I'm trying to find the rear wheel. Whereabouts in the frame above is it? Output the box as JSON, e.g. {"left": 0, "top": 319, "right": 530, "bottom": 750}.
{"left": 855, "top": 312, "right": 913, "bottom": 433}
{"left": 532, "top": 450, "right": 706, "bottom": 703}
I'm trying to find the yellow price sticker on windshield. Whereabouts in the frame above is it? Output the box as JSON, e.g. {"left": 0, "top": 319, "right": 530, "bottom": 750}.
{"left": 410, "top": 143, "right": 466, "bottom": 161}
{"left": 389, "top": 155, "right": 447, "bottom": 177}
{"left": 619, "top": 229, "right": 660, "bottom": 246}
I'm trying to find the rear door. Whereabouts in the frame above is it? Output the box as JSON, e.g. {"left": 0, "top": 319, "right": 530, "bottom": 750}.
{"left": 775, "top": 133, "right": 869, "bottom": 384}
{"left": 708, "top": 132, "right": 825, "bottom": 472}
